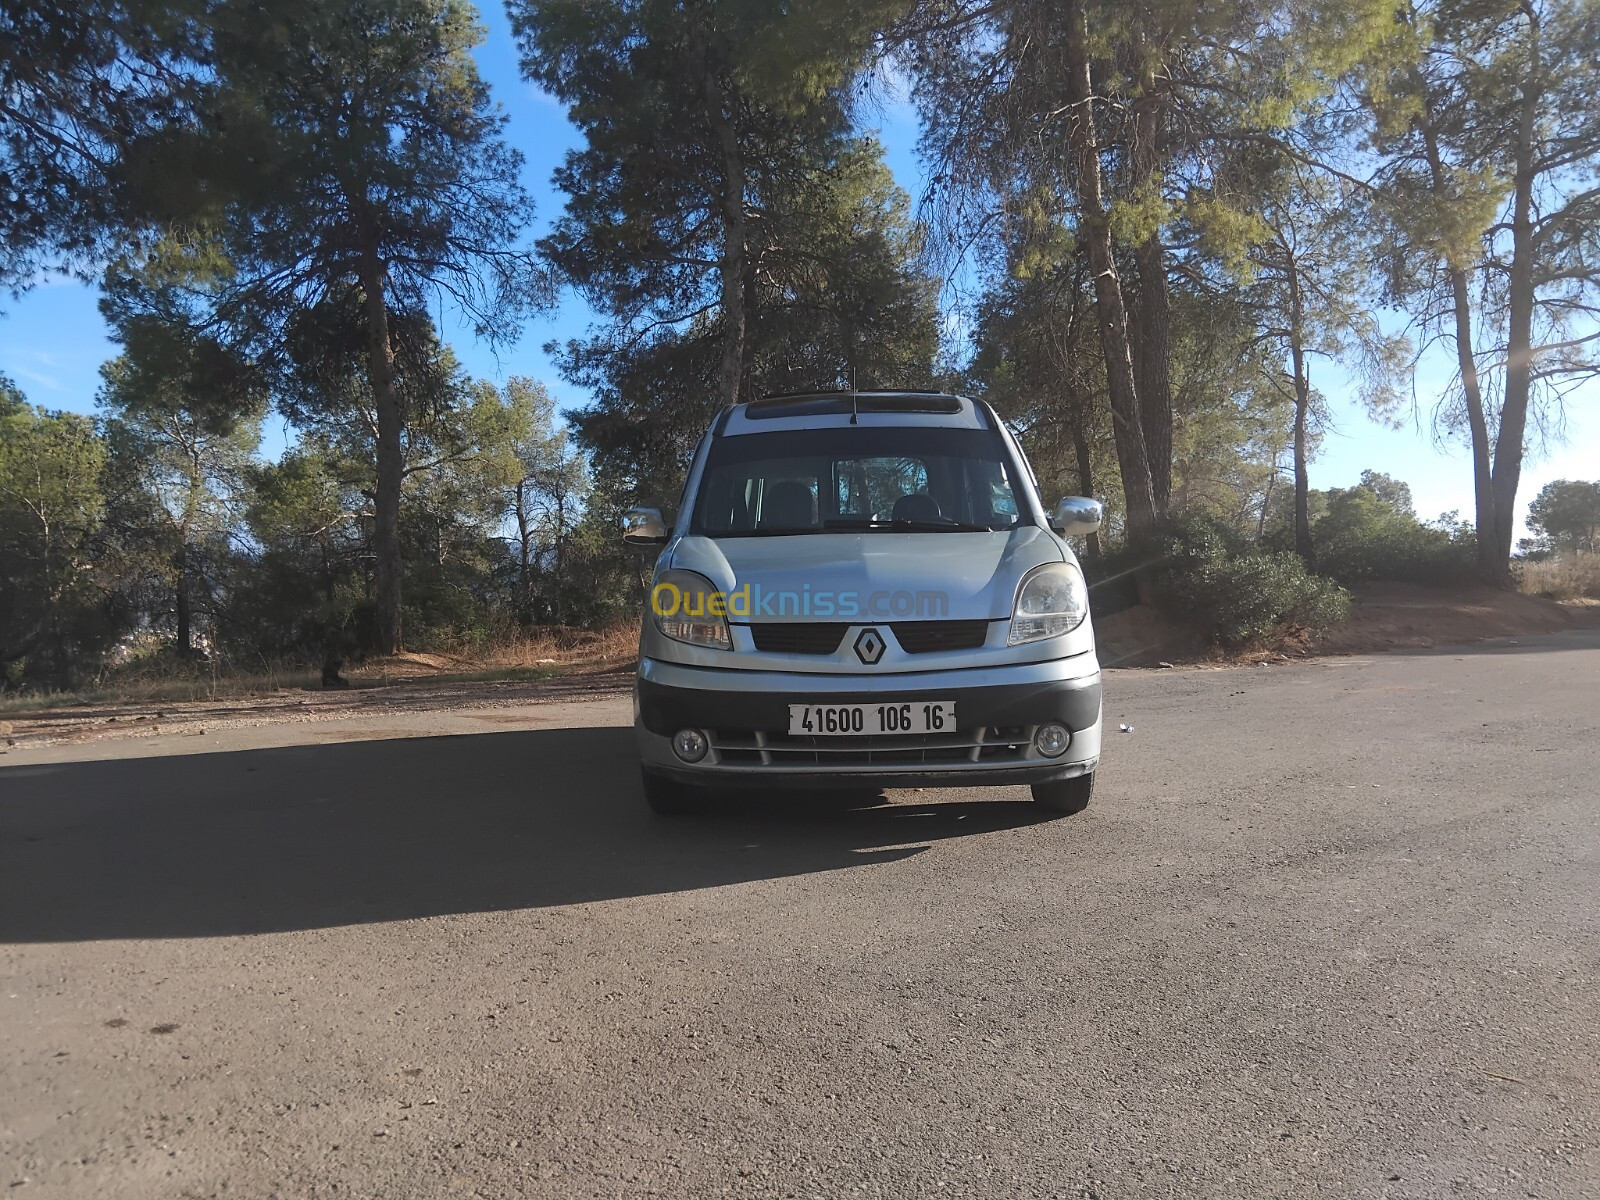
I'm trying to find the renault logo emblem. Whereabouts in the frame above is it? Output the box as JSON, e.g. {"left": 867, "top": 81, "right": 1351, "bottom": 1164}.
{"left": 853, "top": 628, "right": 886, "bottom": 665}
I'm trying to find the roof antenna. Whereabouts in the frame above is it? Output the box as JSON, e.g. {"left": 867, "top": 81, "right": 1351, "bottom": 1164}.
{"left": 849, "top": 368, "right": 859, "bottom": 424}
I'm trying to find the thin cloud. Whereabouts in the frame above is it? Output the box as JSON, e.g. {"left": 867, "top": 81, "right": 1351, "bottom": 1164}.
{"left": 13, "top": 366, "right": 60, "bottom": 391}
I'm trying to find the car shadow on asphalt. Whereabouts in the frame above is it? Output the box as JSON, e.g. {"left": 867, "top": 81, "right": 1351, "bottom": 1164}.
{"left": 0, "top": 726, "right": 1056, "bottom": 942}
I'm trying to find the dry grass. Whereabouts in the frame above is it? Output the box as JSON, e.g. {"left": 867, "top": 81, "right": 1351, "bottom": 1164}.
{"left": 359, "top": 623, "right": 638, "bottom": 682}
{"left": 1517, "top": 555, "right": 1600, "bottom": 602}
{"left": 0, "top": 623, "right": 641, "bottom": 716}
{"left": 472, "top": 623, "right": 639, "bottom": 671}
{"left": 0, "top": 665, "right": 324, "bottom": 714}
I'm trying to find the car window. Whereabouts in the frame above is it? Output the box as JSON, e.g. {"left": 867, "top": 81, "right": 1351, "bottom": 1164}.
{"left": 692, "top": 426, "right": 1026, "bottom": 535}
{"left": 836, "top": 457, "right": 929, "bottom": 519}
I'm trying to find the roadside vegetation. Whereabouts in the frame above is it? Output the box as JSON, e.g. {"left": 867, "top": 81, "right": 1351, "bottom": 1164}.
{"left": 2, "top": 0, "right": 1597, "bottom": 697}
{"left": 1518, "top": 556, "right": 1600, "bottom": 603}
{"left": 1513, "top": 479, "right": 1600, "bottom": 602}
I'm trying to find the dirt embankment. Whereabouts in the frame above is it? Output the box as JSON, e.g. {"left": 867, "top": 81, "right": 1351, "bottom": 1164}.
{"left": 0, "top": 663, "right": 634, "bottom": 753}
{"left": 3, "top": 585, "right": 1594, "bottom": 751}
{"left": 1093, "top": 581, "right": 1600, "bottom": 667}
{"left": 0, "top": 625, "right": 641, "bottom": 752}
{"left": 1312, "top": 582, "right": 1599, "bottom": 653}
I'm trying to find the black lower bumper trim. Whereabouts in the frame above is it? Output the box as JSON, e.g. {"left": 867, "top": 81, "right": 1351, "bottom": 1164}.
{"left": 637, "top": 670, "right": 1101, "bottom": 738}
{"left": 643, "top": 758, "right": 1095, "bottom": 791}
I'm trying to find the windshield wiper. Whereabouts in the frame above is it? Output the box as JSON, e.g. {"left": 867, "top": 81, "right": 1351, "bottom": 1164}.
{"left": 822, "top": 517, "right": 997, "bottom": 533}
{"left": 893, "top": 519, "right": 997, "bottom": 532}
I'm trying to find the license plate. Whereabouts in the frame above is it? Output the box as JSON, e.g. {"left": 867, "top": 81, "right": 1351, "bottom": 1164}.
{"left": 787, "top": 701, "right": 957, "bottom": 736}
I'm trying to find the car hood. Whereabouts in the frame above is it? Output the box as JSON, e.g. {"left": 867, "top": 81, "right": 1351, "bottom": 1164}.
{"left": 667, "top": 527, "right": 1065, "bottom": 621}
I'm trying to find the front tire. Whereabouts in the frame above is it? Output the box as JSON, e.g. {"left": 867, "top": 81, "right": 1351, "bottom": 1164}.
{"left": 641, "top": 770, "right": 703, "bottom": 815}
{"left": 1031, "top": 772, "right": 1093, "bottom": 815}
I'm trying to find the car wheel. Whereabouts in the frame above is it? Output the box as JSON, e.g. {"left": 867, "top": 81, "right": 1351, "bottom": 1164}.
{"left": 641, "top": 770, "right": 703, "bottom": 815}
{"left": 1031, "top": 772, "right": 1093, "bottom": 815}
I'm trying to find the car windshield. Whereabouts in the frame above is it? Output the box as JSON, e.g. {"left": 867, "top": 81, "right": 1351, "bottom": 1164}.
{"left": 691, "top": 426, "right": 1027, "bottom": 536}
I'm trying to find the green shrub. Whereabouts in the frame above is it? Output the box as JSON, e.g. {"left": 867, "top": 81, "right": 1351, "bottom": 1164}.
{"left": 1312, "top": 489, "right": 1477, "bottom": 584}
{"left": 1098, "top": 514, "right": 1351, "bottom": 647}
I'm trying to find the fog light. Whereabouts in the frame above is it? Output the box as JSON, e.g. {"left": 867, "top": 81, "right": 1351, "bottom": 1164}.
{"left": 1035, "top": 723, "right": 1071, "bottom": 758}
{"left": 672, "top": 728, "right": 709, "bottom": 763}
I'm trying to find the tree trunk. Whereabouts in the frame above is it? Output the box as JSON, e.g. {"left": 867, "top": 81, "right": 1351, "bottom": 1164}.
{"left": 1418, "top": 94, "right": 1498, "bottom": 581}
{"left": 552, "top": 493, "right": 566, "bottom": 625}
{"left": 1488, "top": 6, "right": 1543, "bottom": 584}
{"left": 361, "top": 249, "right": 404, "bottom": 654}
{"left": 320, "top": 540, "right": 335, "bottom": 604}
{"left": 1290, "top": 362, "right": 1314, "bottom": 566}
{"left": 841, "top": 316, "right": 859, "bottom": 391}
{"left": 1286, "top": 390, "right": 1312, "bottom": 569}
{"left": 1287, "top": 270, "right": 1315, "bottom": 567}
{"left": 515, "top": 479, "right": 533, "bottom": 620}
{"left": 1453, "top": 252, "right": 1497, "bottom": 579}
{"left": 703, "top": 60, "right": 748, "bottom": 407}
{"left": 1062, "top": 0, "right": 1157, "bottom": 540}
{"left": 1128, "top": 43, "right": 1173, "bottom": 520}
{"left": 174, "top": 542, "right": 192, "bottom": 655}
{"left": 1258, "top": 462, "right": 1277, "bottom": 542}
{"left": 1131, "top": 233, "right": 1173, "bottom": 520}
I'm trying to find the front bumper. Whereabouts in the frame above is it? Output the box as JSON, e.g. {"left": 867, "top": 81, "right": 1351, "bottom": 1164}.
{"left": 635, "top": 654, "right": 1101, "bottom": 789}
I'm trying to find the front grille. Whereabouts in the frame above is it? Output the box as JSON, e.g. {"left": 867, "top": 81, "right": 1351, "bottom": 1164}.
{"left": 748, "top": 622, "right": 850, "bottom": 655}
{"left": 712, "top": 726, "right": 1036, "bottom": 768}
{"left": 890, "top": 620, "right": 991, "bottom": 653}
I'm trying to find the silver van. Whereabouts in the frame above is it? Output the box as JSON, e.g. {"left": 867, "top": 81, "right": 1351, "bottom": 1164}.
{"left": 622, "top": 391, "right": 1103, "bottom": 815}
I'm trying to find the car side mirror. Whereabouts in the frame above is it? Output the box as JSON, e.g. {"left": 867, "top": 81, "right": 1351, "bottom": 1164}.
{"left": 1051, "top": 496, "right": 1103, "bottom": 537}
{"left": 621, "top": 507, "right": 670, "bottom": 546}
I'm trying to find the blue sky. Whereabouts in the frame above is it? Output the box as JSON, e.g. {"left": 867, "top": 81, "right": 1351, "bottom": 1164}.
{"left": 1, "top": 3, "right": 1591, "bottom": 536}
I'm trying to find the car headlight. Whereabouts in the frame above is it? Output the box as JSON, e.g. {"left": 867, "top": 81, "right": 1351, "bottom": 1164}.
{"left": 1007, "top": 562, "right": 1088, "bottom": 644}
{"left": 651, "top": 569, "right": 732, "bottom": 650}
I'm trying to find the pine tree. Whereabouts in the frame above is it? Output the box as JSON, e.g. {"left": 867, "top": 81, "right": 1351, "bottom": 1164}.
{"left": 1365, "top": 0, "right": 1600, "bottom": 581}
{"left": 513, "top": 0, "right": 905, "bottom": 406}
{"left": 202, "top": 0, "right": 544, "bottom": 651}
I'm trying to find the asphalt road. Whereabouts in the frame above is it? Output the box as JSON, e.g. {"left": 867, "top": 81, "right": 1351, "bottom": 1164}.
{"left": 2, "top": 633, "right": 1597, "bottom": 1199}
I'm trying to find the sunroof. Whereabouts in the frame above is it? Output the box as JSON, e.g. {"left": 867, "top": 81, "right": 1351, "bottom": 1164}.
{"left": 742, "top": 392, "right": 966, "bottom": 419}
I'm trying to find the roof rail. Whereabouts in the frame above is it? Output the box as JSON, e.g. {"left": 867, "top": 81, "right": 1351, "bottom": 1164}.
{"left": 739, "top": 391, "right": 967, "bottom": 419}
{"left": 747, "top": 388, "right": 958, "bottom": 403}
